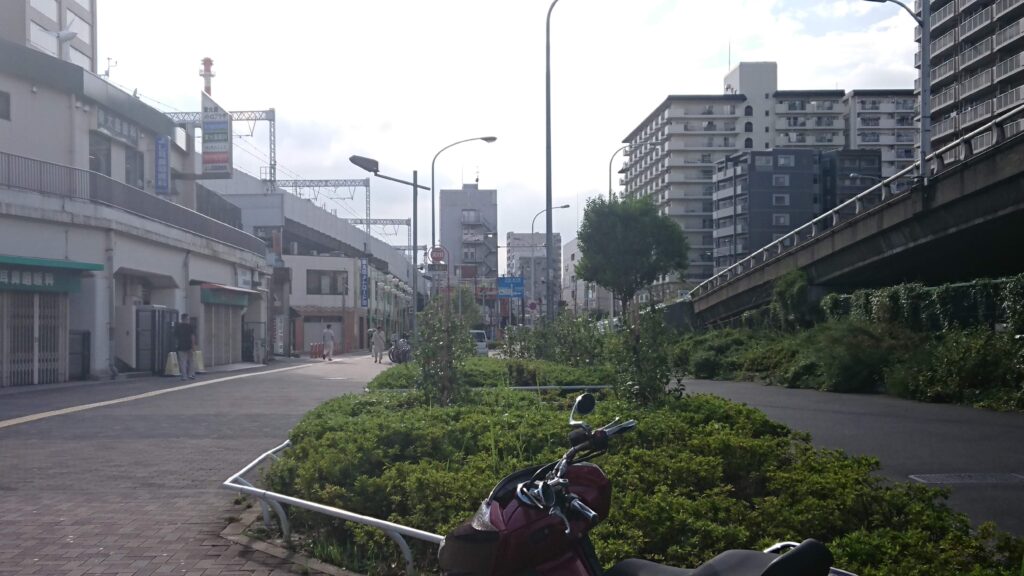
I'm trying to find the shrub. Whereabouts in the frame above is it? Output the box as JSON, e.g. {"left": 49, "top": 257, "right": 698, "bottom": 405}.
{"left": 267, "top": 390, "right": 1023, "bottom": 576}
{"left": 1005, "top": 273, "right": 1024, "bottom": 334}
{"left": 820, "top": 293, "right": 850, "bottom": 321}
{"left": 367, "top": 357, "right": 615, "bottom": 392}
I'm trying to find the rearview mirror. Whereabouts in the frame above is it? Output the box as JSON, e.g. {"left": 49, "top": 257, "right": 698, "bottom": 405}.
{"left": 569, "top": 393, "right": 596, "bottom": 427}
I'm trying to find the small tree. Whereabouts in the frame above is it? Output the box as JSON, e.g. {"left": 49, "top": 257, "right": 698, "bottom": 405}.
{"left": 575, "top": 197, "right": 689, "bottom": 316}
{"left": 449, "top": 285, "right": 484, "bottom": 328}
{"left": 415, "top": 294, "right": 473, "bottom": 406}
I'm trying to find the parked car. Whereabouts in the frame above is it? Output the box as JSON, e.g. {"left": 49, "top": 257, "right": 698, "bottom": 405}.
{"left": 470, "top": 330, "right": 488, "bottom": 356}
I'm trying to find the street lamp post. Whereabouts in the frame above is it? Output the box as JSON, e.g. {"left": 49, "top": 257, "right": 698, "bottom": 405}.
{"left": 530, "top": 204, "right": 569, "bottom": 325}
{"left": 430, "top": 136, "right": 497, "bottom": 248}
{"left": 863, "top": 0, "right": 930, "bottom": 186}
{"left": 545, "top": 0, "right": 561, "bottom": 322}
{"left": 349, "top": 155, "right": 430, "bottom": 342}
{"left": 608, "top": 139, "right": 660, "bottom": 201}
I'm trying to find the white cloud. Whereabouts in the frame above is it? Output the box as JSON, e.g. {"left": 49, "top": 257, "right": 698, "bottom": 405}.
{"left": 97, "top": 0, "right": 917, "bottom": 264}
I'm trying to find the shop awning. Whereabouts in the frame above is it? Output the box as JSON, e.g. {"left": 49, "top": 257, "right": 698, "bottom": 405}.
{"left": 199, "top": 282, "right": 261, "bottom": 295}
{"left": 0, "top": 255, "right": 103, "bottom": 271}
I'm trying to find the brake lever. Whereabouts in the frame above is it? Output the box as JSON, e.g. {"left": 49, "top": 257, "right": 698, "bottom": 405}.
{"left": 549, "top": 506, "right": 572, "bottom": 534}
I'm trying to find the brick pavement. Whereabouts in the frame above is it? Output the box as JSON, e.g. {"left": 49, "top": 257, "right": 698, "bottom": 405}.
{"left": 0, "top": 355, "right": 384, "bottom": 576}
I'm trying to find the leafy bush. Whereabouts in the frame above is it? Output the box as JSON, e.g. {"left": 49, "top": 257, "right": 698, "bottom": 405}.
{"left": 502, "top": 314, "right": 613, "bottom": 369}
{"left": 266, "top": 390, "right": 1023, "bottom": 575}
{"left": 673, "top": 329, "right": 765, "bottom": 380}
{"left": 367, "top": 357, "right": 615, "bottom": 391}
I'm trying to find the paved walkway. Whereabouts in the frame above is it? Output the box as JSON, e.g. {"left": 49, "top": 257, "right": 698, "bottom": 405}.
{"left": 0, "top": 354, "right": 386, "bottom": 576}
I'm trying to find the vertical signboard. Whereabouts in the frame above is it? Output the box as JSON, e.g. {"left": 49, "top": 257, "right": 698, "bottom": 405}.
{"left": 154, "top": 135, "right": 170, "bottom": 194}
{"left": 200, "top": 91, "right": 232, "bottom": 179}
{"left": 360, "top": 258, "right": 369, "bottom": 308}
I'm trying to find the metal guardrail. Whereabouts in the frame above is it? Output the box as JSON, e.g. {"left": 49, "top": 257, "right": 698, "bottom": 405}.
{"left": 690, "top": 101, "right": 1024, "bottom": 300}
{"left": 0, "top": 150, "right": 267, "bottom": 255}
{"left": 224, "top": 439, "right": 443, "bottom": 576}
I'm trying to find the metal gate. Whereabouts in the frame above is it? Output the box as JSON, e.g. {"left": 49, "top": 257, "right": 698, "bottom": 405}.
{"left": 203, "top": 303, "right": 242, "bottom": 367}
{"left": 0, "top": 292, "right": 68, "bottom": 386}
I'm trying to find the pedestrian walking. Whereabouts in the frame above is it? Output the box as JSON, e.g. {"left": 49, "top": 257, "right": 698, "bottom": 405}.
{"left": 322, "top": 324, "right": 336, "bottom": 361}
{"left": 372, "top": 325, "right": 387, "bottom": 363}
{"left": 174, "top": 313, "right": 196, "bottom": 380}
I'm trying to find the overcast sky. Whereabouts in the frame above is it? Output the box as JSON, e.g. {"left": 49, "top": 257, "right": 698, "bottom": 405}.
{"left": 97, "top": 0, "right": 916, "bottom": 260}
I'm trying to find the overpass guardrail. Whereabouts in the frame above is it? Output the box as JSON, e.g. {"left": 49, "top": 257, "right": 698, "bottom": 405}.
{"left": 690, "top": 101, "right": 1024, "bottom": 300}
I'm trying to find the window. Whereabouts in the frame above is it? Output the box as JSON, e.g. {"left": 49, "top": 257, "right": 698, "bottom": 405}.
{"left": 772, "top": 213, "right": 791, "bottom": 226}
{"left": 764, "top": 110, "right": 769, "bottom": 116}
{"left": 125, "top": 149, "right": 144, "bottom": 189}
{"left": 862, "top": 132, "right": 881, "bottom": 143}
{"left": 773, "top": 174, "right": 790, "bottom": 187}
{"left": 765, "top": 126, "right": 769, "bottom": 133}
{"left": 66, "top": 9, "right": 92, "bottom": 44}
{"left": 744, "top": 138, "right": 753, "bottom": 149}
{"left": 700, "top": 153, "right": 712, "bottom": 163}
{"left": 89, "top": 132, "right": 111, "bottom": 176}
{"left": 29, "top": 21, "right": 58, "bottom": 56}
{"left": 68, "top": 46, "right": 91, "bottom": 70}
{"left": 772, "top": 193, "right": 791, "bottom": 206}
{"left": 777, "top": 155, "right": 796, "bottom": 167}
{"left": 30, "top": 0, "right": 58, "bottom": 20}
{"left": 744, "top": 122, "right": 753, "bottom": 132}
{"left": 744, "top": 105, "right": 753, "bottom": 116}
{"left": 754, "top": 155, "right": 773, "bottom": 168}
{"left": 0, "top": 91, "right": 9, "bottom": 121}
{"left": 307, "top": 270, "right": 348, "bottom": 295}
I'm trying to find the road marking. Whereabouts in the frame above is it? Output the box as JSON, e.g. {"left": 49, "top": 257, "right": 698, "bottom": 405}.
{"left": 0, "top": 364, "right": 312, "bottom": 430}
{"left": 326, "top": 377, "right": 350, "bottom": 381}
{"left": 909, "top": 473, "right": 1024, "bottom": 485}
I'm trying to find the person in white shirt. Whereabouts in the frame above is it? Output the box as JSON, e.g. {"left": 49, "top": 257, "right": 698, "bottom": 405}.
{"left": 322, "top": 324, "right": 336, "bottom": 361}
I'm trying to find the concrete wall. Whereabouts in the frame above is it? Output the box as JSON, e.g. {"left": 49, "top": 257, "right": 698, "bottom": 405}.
{"left": 0, "top": 71, "right": 84, "bottom": 166}
{"left": 0, "top": 185, "right": 269, "bottom": 376}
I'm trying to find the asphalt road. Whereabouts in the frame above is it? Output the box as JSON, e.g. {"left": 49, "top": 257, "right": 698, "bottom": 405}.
{"left": 0, "top": 354, "right": 387, "bottom": 576}
{"left": 685, "top": 379, "right": 1024, "bottom": 535}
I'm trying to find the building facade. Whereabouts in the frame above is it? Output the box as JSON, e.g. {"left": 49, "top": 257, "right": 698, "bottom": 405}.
{"left": 439, "top": 183, "right": 498, "bottom": 282}
{"left": 206, "top": 171, "right": 418, "bottom": 357}
{"left": 1, "top": 0, "right": 98, "bottom": 73}
{"left": 820, "top": 149, "right": 884, "bottom": 211}
{"left": 773, "top": 90, "right": 847, "bottom": 150}
{"left": 561, "top": 238, "right": 611, "bottom": 317}
{"left": 844, "top": 90, "right": 917, "bottom": 179}
{"left": 712, "top": 149, "right": 822, "bottom": 272}
{"left": 507, "top": 232, "right": 561, "bottom": 321}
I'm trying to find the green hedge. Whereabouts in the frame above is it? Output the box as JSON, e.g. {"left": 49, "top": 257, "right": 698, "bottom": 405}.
{"left": 367, "top": 357, "right": 616, "bottom": 391}
{"left": 266, "top": 390, "right": 1023, "bottom": 575}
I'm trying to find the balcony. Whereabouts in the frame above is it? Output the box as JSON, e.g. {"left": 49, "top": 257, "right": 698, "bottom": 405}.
{"left": 959, "top": 68, "right": 995, "bottom": 99}
{"left": 931, "top": 29, "right": 959, "bottom": 61}
{"left": 960, "top": 7, "right": 994, "bottom": 42}
{"left": 959, "top": 99, "right": 995, "bottom": 129}
{"left": 713, "top": 244, "right": 748, "bottom": 258}
{"left": 931, "top": 0, "right": 958, "bottom": 33}
{"left": 930, "top": 85, "right": 958, "bottom": 113}
{"left": 995, "top": 0, "right": 1024, "bottom": 20}
{"left": 996, "top": 83, "right": 1024, "bottom": 111}
{"left": 959, "top": 0, "right": 981, "bottom": 10}
{"left": 995, "top": 17, "right": 1024, "bottom": 51}
{"left": 712, "top": 203, "right": 748, "bottom": 220}
{"left": 997, "top": 50, "right": 1024, "bottom": 82}
{"left": 959, "top": 37, "right": 994, "bottom": 70}
{"left": 713, "top": 222, "right": 749, "bottom": 238}
{"left": 0, "top": 151, "right": 266, "bottom": 255}
{"left": 932, "top": 58, "right": 959, "bottom": 85}
{"left": 933, "top": 115, "right": 958, "bottom": 138}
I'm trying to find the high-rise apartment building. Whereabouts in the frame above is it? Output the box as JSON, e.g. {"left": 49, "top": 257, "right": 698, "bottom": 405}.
{"left": 621, "top": 62, "right": 913, "bottom": 299}
{"left": 0, "top": 0, "right": 98, "bottom": 73}
{"left": 915, "top": 0, "right": 1024, "bottom": 161}
{"left": 844, "top": 90, "right": 918, "bottom": 178}
{"left": 439, "top": 183, "right": 498, "bottom": 282}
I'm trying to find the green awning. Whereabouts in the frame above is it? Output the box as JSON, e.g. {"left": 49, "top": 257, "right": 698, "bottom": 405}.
{"left": 0, "top": 255, "right": 104, "bottom": 271}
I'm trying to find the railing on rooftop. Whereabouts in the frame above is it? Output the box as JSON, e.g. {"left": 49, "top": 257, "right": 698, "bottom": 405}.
{"left": 689, "top": 101, "right": 1024, "bottom": 300}
{"left": 0, "top": 150, "right": 267, "bottom": 255}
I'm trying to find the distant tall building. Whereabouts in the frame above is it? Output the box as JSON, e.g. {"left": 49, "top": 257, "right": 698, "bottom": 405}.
{"left": 439, "top": 183, "right": 498, "bottom": 282}
{"left": 621, "top": 61, "right": 912, "bottom": 299}
{"left": 0, "top": 0, "right": 98, "bottom": 73}
{"left": 561, "top": 238, "right": 611, "bottom": 316}
{"left": 819, "top": 149, "right": 884, "bottom": 211}
{"left": 507, "top": 232, "right": 561, "bottom": 316}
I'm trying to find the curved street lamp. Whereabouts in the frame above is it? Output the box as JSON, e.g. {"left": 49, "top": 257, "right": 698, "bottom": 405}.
{"left": 430, "top": 136, "right": 498, "bottom": 247}
{"left": 530, "top": 203, "right": 569, "bottom": 325}
{"left": 608, "top": 138, "right": 660, "bottom": 200}
{"left": 545, "top": 0, "right": 561, "bottom": 321}
{"left": 349, "top": 154, "right": 430, "bottom": 342}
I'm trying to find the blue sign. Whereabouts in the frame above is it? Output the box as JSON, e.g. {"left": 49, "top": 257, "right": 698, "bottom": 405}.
{"left": 498, "top": 276, "right": 524, "bottom": 298}
{"left": 360, "top": 258, "right": 369, "bottom": 308}
{"left": 154, "top": 135, "right": 170, "bottom": 194}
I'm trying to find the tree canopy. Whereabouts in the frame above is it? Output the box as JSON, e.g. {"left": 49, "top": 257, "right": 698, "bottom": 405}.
{"left": 575, "top": 196, "right": 689, "bottom": 313}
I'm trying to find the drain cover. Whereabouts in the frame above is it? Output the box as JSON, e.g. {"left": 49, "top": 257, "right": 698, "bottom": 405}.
{"left": 909, "top": 473, "right": 1024, "bottom": 485}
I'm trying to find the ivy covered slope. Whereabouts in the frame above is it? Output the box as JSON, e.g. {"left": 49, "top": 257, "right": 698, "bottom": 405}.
{"left": 265, "top": 389, "right": 1023, "bottom": 576}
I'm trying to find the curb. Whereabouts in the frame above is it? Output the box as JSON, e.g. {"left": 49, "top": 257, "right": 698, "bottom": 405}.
{"left": 220, "top": 507, "right": 362, "bottom": 576}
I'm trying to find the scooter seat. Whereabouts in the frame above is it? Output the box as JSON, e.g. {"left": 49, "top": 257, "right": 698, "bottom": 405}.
{"left": 606, "top": 539, "right": 833, "bottom": 576}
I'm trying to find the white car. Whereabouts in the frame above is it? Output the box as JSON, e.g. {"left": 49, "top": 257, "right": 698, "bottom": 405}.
{"left": 470, "top": 330, "right": 488, "bottom": 356}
